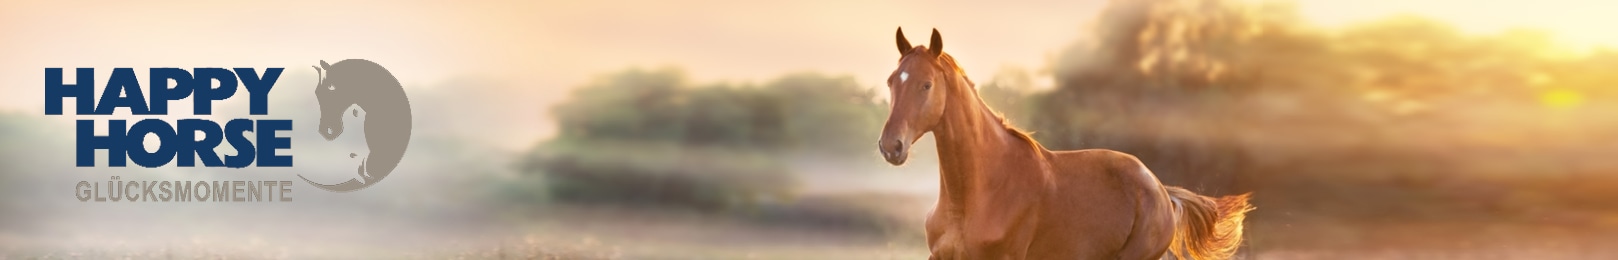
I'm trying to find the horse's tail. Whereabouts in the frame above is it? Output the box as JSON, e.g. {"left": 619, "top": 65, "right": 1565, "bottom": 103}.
{"left": 1165, "top": 186, "right": 1253, "bottom": 260}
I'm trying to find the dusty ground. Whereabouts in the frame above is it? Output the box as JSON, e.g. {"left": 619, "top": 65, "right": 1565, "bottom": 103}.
{"left": 6, "top": 197, "right": 1618, "bottom": 259}
{"left": 0, "top": 204, "right": 929, "bottom": 260}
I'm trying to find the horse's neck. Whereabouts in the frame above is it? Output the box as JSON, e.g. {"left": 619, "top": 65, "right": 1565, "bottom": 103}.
{"left": 933, "top": 89, "right": 1006, "bottom": 157}
{"left": 931, "top": 77, "right": 1028, "bottom": 216}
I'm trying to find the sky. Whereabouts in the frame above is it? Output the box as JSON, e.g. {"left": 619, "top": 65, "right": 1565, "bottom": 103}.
{"left": 2, "top": 0, "right": 1616, "bottom": 141}
{"left": 1296, "top": 0, "right": 1618, "bottom": 50}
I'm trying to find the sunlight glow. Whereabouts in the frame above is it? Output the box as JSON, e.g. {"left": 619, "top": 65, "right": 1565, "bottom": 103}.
{"left": 1541, "top": 88, "right": 1583, "bottom": 110}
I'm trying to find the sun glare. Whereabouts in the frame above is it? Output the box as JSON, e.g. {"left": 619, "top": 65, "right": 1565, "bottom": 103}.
{"left": 1540, "top": 88, "right": 1583, "bottom": 110}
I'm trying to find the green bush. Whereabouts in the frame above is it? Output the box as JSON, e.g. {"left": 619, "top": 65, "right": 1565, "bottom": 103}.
{"left": 520, "top": 67, "right": 882, "bottom": 211}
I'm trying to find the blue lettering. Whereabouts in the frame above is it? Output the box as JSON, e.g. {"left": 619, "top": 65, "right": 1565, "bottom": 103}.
{"left": 147, "top": 68, "right": 194, "bottom": 115}
{"left": 223, "top": 119, "right": 257, "bottom": 168}
{"left": 237, "top": 68, "right": 282, "bottom": 115}
{"left": 176, "top": 119, "right": 224, "bottom": 167}
{"left": 76, "top": 120, "right": 127, "bottom": 167}
{"left": 255, "top": 120, "right": 292, "bottom": 167}
{"left": 45, "top": 68, "right": 94, "bottom": 115}
{"left": 50, "top": 68, "right": 293, "bottom": 168}
{"left": 94, "top": 68, "right": 150, "bottom": 115}
{"left": 127, "top": 119, "right": 178, "bottom": 168}
{"left": 192, "top": 68, "right": 237, "bottom": 115}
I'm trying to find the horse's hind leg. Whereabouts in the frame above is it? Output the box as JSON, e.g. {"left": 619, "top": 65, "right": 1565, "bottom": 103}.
{"left": 1113, "top": 213, "right": 1175, "bottom": 259}
{"left": 1117, "top": 241, "right": 1169, "bottom": 260}
{"left": 1119, "top": 189, "right": 1178, "bottom": 259}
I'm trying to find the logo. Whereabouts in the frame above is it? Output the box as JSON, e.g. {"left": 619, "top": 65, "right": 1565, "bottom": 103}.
{"left": 45, "top": 67, "right": 291, "bottom": 168}
{"left": 302, "top": 59, "right": 413, "bottom": 192}
{"left": 52, "top": 59, "right": 414, "bottom": 202}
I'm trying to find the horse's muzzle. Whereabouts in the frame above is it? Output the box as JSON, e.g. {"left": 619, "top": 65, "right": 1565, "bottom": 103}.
{"left": 878, "top": 138, "right": 909, "bottom": 165}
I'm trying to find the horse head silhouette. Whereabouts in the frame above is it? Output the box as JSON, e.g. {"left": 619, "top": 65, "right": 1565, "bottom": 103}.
{"left": 301, "top": 59, "right": 413, "bottom": 192}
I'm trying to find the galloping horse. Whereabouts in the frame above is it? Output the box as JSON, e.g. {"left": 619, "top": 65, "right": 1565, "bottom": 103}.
{"left": 877, "top": 28, "right": 1253, "bottom": 259}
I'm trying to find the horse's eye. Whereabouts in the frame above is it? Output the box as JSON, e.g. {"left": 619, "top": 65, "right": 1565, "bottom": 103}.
{"left": 923, "top": 82, "right": 933, "bottom": 90}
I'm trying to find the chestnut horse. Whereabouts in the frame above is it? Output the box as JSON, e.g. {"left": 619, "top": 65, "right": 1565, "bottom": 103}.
{"left": 877, "top": 28, "right": 1254, "bottom": 259}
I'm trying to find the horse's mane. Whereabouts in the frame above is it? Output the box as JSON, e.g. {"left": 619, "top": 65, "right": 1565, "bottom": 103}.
{"left": 913, "top": 47, "right": 1043, "bottom": 150}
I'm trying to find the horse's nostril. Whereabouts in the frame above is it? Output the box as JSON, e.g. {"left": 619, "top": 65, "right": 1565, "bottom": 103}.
{"left": 878, "top": 139, "right": 906, "bottom": 158}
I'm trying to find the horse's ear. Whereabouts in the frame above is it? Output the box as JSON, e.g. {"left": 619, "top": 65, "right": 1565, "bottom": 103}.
{"left": 896, "top": 27, "right": 912, "bottom": 55}
{"left": 929, "top": 28, "right": 943, "bottom": 57}
{"left": 320, "top": 60, "right": 331, "bottom": 70}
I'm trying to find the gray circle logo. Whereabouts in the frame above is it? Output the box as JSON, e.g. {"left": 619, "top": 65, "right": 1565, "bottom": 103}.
{"left": 299, "top": 59, "right": 413, "bottom": 193}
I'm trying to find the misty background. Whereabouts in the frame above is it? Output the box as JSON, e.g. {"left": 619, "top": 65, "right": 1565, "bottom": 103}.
{"left": 7, "top": 0, "right": 1618, "bottom": 259}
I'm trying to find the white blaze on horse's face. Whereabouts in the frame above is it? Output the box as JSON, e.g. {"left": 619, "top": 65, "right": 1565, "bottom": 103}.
{"left": 880, "top": 55, "right": 949, "bottom": 166}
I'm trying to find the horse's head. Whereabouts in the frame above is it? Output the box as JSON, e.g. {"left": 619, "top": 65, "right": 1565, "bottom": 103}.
{"left": 878, "top": 27, "right": 949, "bottom": 166}
{"left": 313, "top": 60, "right": 348, "bottom": 141}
